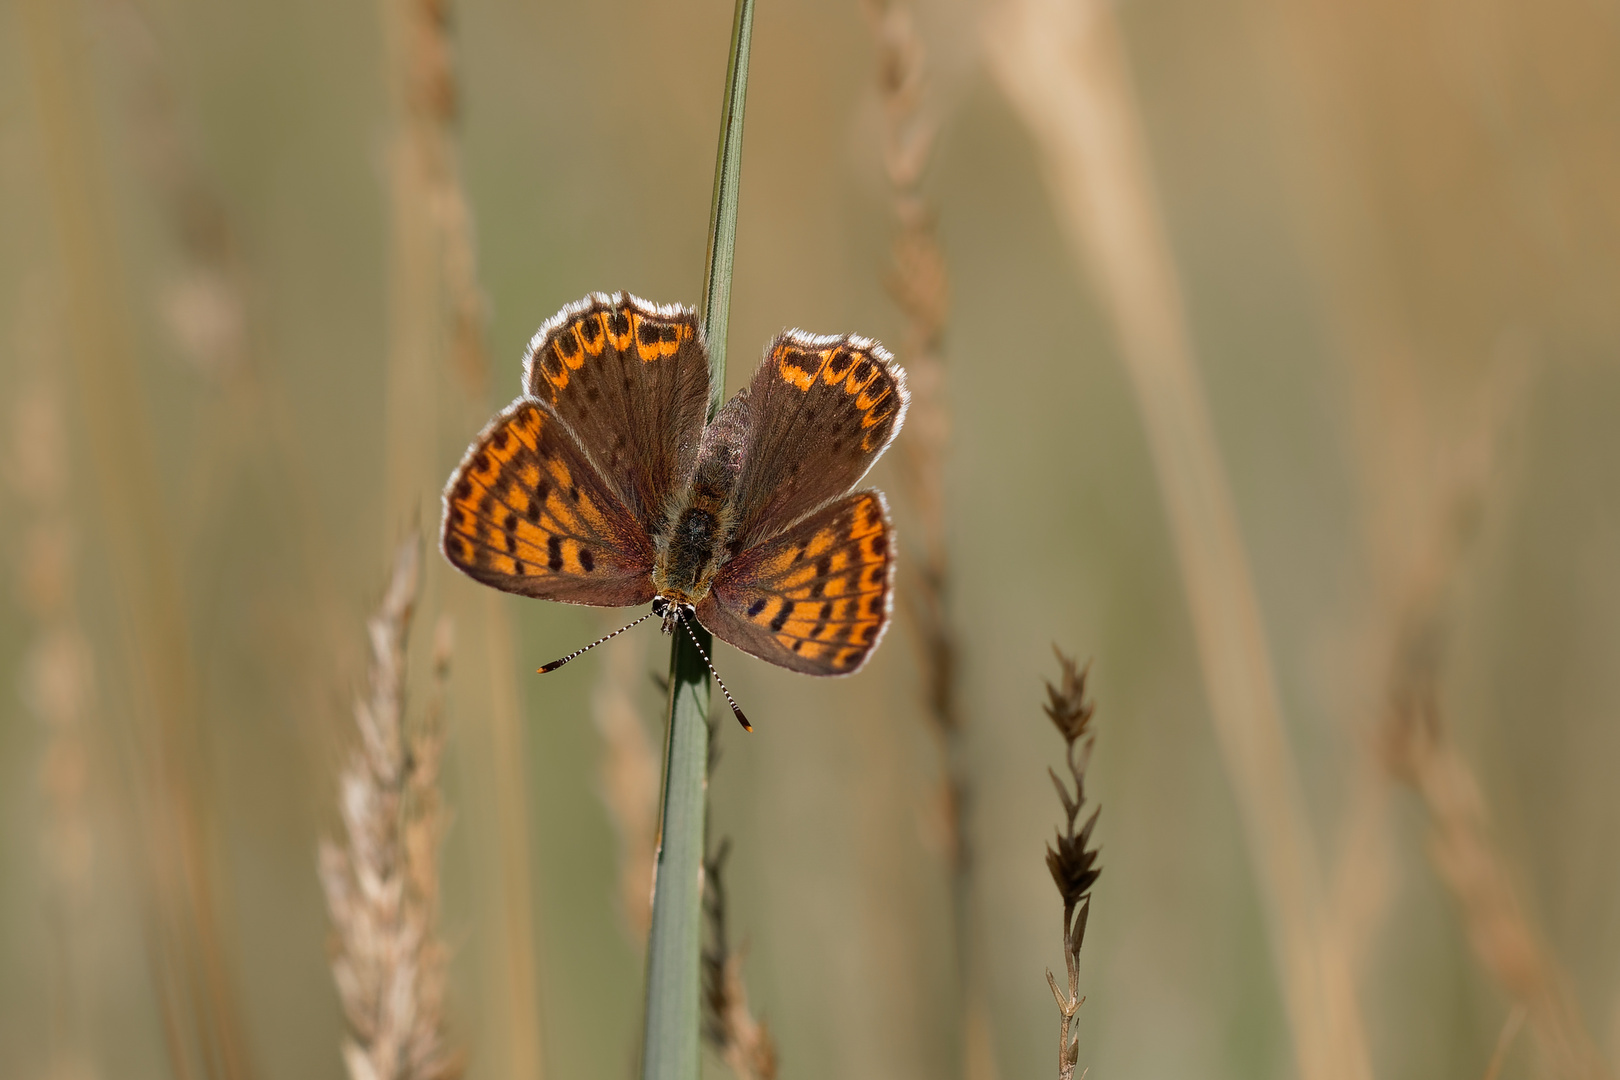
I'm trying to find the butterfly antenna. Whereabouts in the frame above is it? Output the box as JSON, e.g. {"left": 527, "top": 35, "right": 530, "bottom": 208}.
{"left": 537, "top": 610, "right": 657, "bottom": 674}
{"left": 673, "top": 607, "right": 753, "bottom": 732}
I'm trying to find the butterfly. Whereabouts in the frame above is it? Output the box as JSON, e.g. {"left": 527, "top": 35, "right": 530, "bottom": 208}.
{"left": 440, "top": 292, "right": 908, "bottom": 729}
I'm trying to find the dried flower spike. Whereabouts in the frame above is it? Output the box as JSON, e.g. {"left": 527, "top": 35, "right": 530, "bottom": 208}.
{"left": 701, "top": 839, "right": 778, "bottom": 1080}
{"left": 319, "top": 536, "right": 463, "bottom": 1080}
{"left": 1042, "top": 648, "right": 1101, "bottom": 1080}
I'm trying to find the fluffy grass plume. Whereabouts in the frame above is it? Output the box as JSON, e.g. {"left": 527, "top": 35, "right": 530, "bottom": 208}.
{"left": 701, "top": 839, "right": 778, "bottom": 1080}
{"left": 319, "top": 537, "right": 462, "bottom": 1080}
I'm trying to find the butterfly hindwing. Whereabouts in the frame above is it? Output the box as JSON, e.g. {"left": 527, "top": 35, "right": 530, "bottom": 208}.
{"left": 697, "top": 490, "right": 894, "bottom": 676}
{"left": 441, "top": 399, "right": 656, "bottom": 606}
{"left": 720, "top": 332, "right": 908, "bottom": 552}
{"left": 524, "top": 293, "right": 709, "bottom": 537}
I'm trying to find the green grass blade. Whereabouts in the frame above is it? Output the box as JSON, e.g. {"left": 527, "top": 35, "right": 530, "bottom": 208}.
{"left": 641, "top": 2, "right": 755, "bottom": 1078}
{"left": 641, "top": 632, "right": 713, "bottom": 1080}
{"left": 699, "top": 0, "right": 757, "bottom": 422}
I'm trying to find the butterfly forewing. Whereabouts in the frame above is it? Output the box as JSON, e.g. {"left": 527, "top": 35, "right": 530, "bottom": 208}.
{"left": 698, "top": 490, "right": 895, "bottom": 676}
{"left": 524, "top": 293, "right": 709, "bottom": 536}
{"left": 441, "top": 400, "right": 656, "bottom": 607}
{"left": 721, "top": 332, "right": 908, "bottom": 552}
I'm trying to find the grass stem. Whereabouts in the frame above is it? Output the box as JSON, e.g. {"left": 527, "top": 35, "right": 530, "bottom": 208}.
{"left": 641, "top": 2, "right": 755, "bottom": 1077}
{"left": 699, "top": 0, "right": 757, "bottom": 421}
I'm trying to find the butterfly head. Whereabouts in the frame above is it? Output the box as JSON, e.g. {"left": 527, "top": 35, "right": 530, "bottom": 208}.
{"left": 651, "top": 595, "right": 695, "bottom": 636}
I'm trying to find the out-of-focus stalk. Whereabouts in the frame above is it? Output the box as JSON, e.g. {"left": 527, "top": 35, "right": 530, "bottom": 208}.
{"left": 860, "top": 3, "right": 991, "bottom": 1075}
{"left": 21, "top": 2, "right": 256, "bottom": 1076}
{"left": 986, "top": 4, "right": 1371, "bottom": 1079}
{"left": 12, "top": 355, "right": 102, "bottom": 1080}
{"left": 374, "top": 1, "right": 543, "bottom": 1076}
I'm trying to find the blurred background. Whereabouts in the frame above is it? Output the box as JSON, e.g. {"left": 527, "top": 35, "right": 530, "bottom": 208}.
{"left": 3, "top": 0, "right": 1620, "bottom": 1078}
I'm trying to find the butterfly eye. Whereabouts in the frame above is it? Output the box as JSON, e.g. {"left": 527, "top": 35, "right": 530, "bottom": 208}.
{"left": 652, "top": 596, "right": 670, "bottom": 616}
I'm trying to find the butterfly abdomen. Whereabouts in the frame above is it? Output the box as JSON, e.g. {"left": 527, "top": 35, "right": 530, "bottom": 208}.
{"left": 653, "top": 389, "right": 749, "bottom": 602}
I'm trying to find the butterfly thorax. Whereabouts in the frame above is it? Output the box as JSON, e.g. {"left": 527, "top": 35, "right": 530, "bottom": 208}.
{"left": 653, "top": 500, "right": 728, "bottom": 604}
{"left": 650, "top": 393, "right": 748, "bottom": 605}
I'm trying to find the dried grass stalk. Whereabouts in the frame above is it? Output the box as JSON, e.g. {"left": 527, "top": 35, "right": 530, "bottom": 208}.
{"left": 986, "top": 4, "right": 1371, "bottom": 1078}
{"left": 1041, "top": 651, "right": 1102, "bottom": 1080}
{"left": 1385, "top": 688, "right": 1609, "bottom": 1080}
{"left": 1341, "top": 366, "right": 1608, "bottom": 1079}
{"left": 701, "top": 840, "right": 778, "bottom": 1080}
{"left": 95, "top": 0, "right": 247, "bottom": 379}
{"left": 21, "top": 2, "right": 257, "bottom": 1075}
{"left": 863, "top": 7, "right": 999, "bottom": 1073}
{"left": 10, "top": 354, "right": 103, "bottom": 1080}
{"left": 862, "top": 0, "right": 961, "bottom": 880}
{"left": 375, "top": 1, "right": 543, "bottom": 1074}
{"left": 380, "top": 0, "right": 491, "bottom": 521}
{"left": 320, "top": 538, "right": 462, "bottom": 1080}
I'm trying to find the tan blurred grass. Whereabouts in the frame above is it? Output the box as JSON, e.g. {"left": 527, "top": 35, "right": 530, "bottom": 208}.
{"left": 375, "top": 0, "right": 543, "bottom": 1076}
{"left": 9, "top": 332, "right": 102, "bottom": 1080}
{"left": 20, "top": 1, "right": 258, "bottom": 1075}
{"left": 862, "top": 2, "right": 999, "bottom": 1078}
{"left": 4, "top": 1, "right": 1620, "bottom": 1078}
{"left": 1249, "top": 1, "right": 1620, "bottom": 1073}
{"left": 1369, "top": 374, "right": 1610, "bottom": 1079}
{"left": 986, "top": 2, "right": 1372, "bottom": 1078}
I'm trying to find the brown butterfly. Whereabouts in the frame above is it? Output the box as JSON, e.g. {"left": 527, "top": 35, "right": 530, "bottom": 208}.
{"left": 440, "top": 292, "right": 908, "bottom": 729}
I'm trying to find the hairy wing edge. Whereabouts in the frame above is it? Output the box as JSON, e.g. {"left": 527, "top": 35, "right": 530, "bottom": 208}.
{"left": 726, "top": 329, "right": 910, "bottom": 551}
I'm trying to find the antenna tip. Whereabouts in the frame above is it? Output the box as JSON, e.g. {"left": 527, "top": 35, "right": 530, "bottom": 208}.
{"left": 538, "top": 660, "right": 564, "bottom": 674}
{"left": 733, "top": 706, "right": 753, "bottom": 733}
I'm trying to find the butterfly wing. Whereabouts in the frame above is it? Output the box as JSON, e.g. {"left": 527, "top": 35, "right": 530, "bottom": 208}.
{"left": 697, "top": 490, "right": 894, "bottom": 675}
{"left": 441, "top": 399, "right": 656, "bottom": 606}
{"left": 720, "top": 331, "right": 908, "bottom": 552}
{"left": 524, "top": 293, "right": 709, "bottom": 537}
